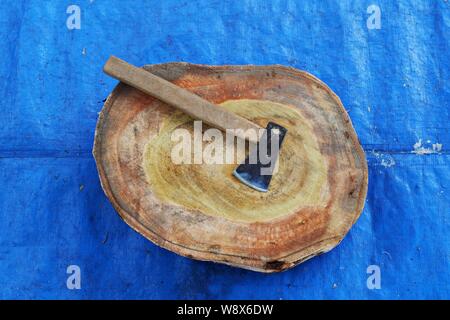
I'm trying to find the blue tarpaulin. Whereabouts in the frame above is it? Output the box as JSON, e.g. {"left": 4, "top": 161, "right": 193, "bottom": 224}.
{"left": 0, "top": 0, "right": 449, "bottom": 299}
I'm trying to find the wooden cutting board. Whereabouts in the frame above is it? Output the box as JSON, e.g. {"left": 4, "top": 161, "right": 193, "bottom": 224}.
{"left": 93, "top": 63, "right": 368, "bottom": 272}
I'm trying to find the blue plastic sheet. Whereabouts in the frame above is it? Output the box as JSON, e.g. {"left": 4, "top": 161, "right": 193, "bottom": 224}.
{"left": 0, "top": 0, "right": 449, "bottom": 299}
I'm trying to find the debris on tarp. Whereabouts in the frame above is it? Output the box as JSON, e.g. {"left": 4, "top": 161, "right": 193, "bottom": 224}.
{"left": 412, "top": 139, "right": 443, "bottom": 155}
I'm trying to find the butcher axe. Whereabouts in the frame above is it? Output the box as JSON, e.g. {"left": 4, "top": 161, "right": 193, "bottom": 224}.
{"left": 103, "top": 56, "right": 287, "bottom": 192}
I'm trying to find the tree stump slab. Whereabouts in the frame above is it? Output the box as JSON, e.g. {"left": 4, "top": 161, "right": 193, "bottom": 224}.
{"left": 93, "top": 63, "right": 368, "bottom": 272}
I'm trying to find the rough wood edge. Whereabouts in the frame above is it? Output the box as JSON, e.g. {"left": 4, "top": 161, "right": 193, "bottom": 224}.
{"left": 93, "top": 63, "right": 368, "bottom": 272}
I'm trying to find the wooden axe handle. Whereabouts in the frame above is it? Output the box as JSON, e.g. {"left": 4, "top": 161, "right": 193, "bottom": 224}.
{"left": 104, "top": 56, "right": 262, "bottom": 143}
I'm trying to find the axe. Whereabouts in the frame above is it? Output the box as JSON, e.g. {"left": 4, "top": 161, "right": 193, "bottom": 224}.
{"left": 103, "top": 56, "right": 287, "bottom": 192}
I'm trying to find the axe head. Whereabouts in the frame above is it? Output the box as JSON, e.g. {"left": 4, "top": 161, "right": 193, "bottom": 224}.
{"left": 233, "top": 122, "right": 287, "bottom": 192}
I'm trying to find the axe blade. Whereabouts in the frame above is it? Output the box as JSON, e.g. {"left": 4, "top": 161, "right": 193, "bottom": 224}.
{"left": 233, "top": 122, "right": 287, "bottom": 192}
